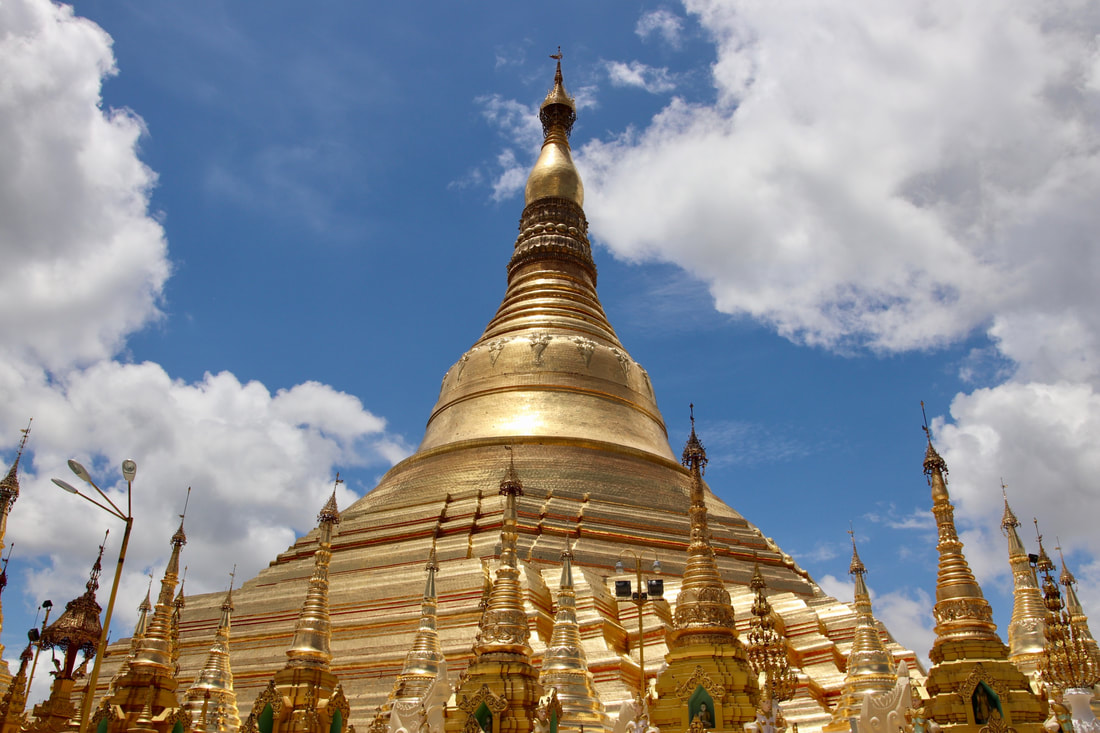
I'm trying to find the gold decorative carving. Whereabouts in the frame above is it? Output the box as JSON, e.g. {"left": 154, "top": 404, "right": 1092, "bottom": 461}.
{"left": 979, "top": 709, "right": 1017, "bottom": 733}
{"left": 487, "top": 339, "right": 510, "bottom": 366}
{"left": 571, "top": 337, "right": 595, "bottom": 366}
{"left": 457, "top": 685, "right": 508, "bottom": 715}
{"left": 529, "top": 333, "right": 552, "bottom": 365}
{"left": 675, "top": 665, "right": 726, "bottom": 701}
{"left": 956, "top": 664, "right": 1007, "bottom": 699}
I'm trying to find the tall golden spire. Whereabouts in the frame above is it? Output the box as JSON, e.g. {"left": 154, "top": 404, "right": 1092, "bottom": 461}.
{"left": 917, "top": 405, "right": 1045, "bottom": 732}
{"left": 922, "top": 424, "right": 1000, "bottom": 656}
{"left": 184, "top": 575, "right": 241, "bottom": 733}
{"left": 96, "top": 493, "right": 191, "bottom": 733}
{"left": 0, "top": 420, "right": 31, "bottom": 684}
{"left": 651, "top": 408, "right": 759, "bottom": 732}
{"left": 391, "top": 546, "right": 447, "bottom": 708}
{"left": 1057, "top": 546, "right": 1100, "bottom": 668}
{"left": 170, "top": 570, "right": 186, "bottom": 677}
{"left": 447, "top": 450, "right": 542, "bottom": 733}
{"left": 669, "top": 406, "right": 738, "bottom": 646}
{"left": 824, "top": 532, "right": 896, "bottom": 732}
{"left": 108, "top": 578, "right": 153, "bottom": 694}
{"left": 241, "top": 479, "right": 350, "bottom": 733}
{"left": 1000, "top": 488, "right": 1047, "bottom": 675}
{"left": 287, "top": 489, "right": 340, "bottom": 668}
{"left": 0, "top": 642, "right": 33, "bottom": 733}
{"left": 539, "top": 541, "right": 608, "bottom": 732}
{"left": 132, "top": 513, "right": 188, "bottom": 670}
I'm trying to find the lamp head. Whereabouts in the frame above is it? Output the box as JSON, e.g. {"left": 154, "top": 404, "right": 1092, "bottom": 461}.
{"left": 42, "top": 600, "right": 52, "bottom": 609}
{"left": 67, "top": 459, "right": 92, "bottom": 484}
{"left": 615, "top": 559, "right": 624, "bottom": 573}
{"left": 121, "top": 459, "right": 137, "bottom": 482}
{"left": 52, "top": 478, "right": 79, "bottom": 494}
{"left": 652, "top": 559, "right": 662, "bottom": 574}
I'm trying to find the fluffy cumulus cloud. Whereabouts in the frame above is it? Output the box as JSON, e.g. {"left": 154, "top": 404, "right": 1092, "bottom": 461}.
{"left": 568, "top": 0, "right": 1100, "bottom": 643}
{"left": 0, "top": 0, "right": 404, "bottom": 652}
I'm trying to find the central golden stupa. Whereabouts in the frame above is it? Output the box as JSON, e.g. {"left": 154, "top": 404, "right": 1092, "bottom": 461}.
{"left": 97, "top": 60, "right": 918, "bottom": 731}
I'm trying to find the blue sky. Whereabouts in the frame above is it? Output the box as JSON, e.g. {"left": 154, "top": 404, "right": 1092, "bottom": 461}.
{"left": 3, "top": 0, "right": 1100, "bottom": 699}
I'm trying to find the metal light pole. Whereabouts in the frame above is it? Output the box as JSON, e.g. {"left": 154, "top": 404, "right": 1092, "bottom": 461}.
{"left": 52, "top": 458, "right": 135, "bottom": 733}
{"left": 26, "top": 599, "right": 53, "bottom": 701}
{"left": 615, "top": 550, "right": 662, "bottom": 702}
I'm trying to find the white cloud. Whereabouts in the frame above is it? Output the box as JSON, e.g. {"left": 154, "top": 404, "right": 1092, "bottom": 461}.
{"left": 0, "top": 0, "right": 168, "bottom": 371}
{"left": 576, "top": 0, "right": 1100, "bottom": 623}
{"left": 605, "top": 61, "right": 677, "bottom": 94}
{"left": 0, "top": 0, "right": 408, "bottom": 659}
{"left": 636, "top": 9, "right": 685, "bottom": 48}
{"left": 875, "top": 587, "right": 934, "bottom": 670}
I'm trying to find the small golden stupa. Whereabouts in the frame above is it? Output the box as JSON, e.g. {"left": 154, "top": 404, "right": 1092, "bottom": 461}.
{"left": 822, "top": 534, "right": 896, "bottom": 732}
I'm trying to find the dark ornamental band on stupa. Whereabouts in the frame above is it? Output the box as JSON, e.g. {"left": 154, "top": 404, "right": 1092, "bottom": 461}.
{"left": 2, "top": 56, "right": 1098, "bottom": 733}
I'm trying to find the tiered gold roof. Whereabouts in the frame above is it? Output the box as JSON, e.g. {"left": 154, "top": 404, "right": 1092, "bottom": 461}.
{"left": 0, "top": 642, "right": 33, "bottom": 733}
{"left": 1001, "top": 493, "right": 1047, "bottom": 675}
{"left": 822, "top": 535, "right": 895, "bottom": 732}
{"left": 94, "top": 58, "right": 920, "bottom": 732}
{"left": 1036, "top": 531, "right": 1098, "bottom": 694}
{"left": 920, "top": 428, "right": 1045, "bottom": 732}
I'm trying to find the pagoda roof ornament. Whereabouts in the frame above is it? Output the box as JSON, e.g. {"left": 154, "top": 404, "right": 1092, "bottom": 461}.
{"left": 525, "top": 48, "right": 583, "bottom": 207}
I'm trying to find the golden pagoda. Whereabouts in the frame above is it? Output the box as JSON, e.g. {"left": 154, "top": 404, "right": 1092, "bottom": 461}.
{"left": 446, "top": 453, "right": 543, "bottom": 733}
{"left": 93, "top": 56, "right": 919, "bottom": 732}
{"left": 1000, "top": 492, "right": 1046, "bottom": 677}
{"left": 93, "top": 517, "right": 190, "bottom": 733}
{"left": 1057, "top": 548, "right": 1100, "bottom": 674}
{"left": 745, "top": 559, "right": 797, "bottom": 732}
{"left": 919, "top": 425, "right": 1045, "bottom": 732}
{"left": 29, "top": 540, "right": 108, "bottom": 733}
{"left": 822, "top": 534, "right": 896, "bottom": 733}
{"left": 182, "top": 583, "right": 241, "bottom": 733}
{"left": 650, "top": 416, "right": 759, "bottom": 732}
{"left": 539, "top": 542, "right": 609, "bottom": 732}
{"left": 240, "top": 490, "right": 350, "bottom": 733}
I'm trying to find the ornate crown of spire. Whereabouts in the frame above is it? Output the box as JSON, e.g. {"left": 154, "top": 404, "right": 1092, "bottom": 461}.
{"left": 524, "top": 49, "right": 584, "bottom": 209}
{"left": 0, "top": 419, "right": 31, "bottom": 506}
{"left": 184, "top": 571, "right": 241, "bottom": 733}
{"left": 1037, "top": 524, "right": 1099, "bottom": 691}
{"left": 1001, "top": 489, "right": 1047, "bottom": 672}
{"left": 40, "top": 538, "right": 105, "bottom": 658}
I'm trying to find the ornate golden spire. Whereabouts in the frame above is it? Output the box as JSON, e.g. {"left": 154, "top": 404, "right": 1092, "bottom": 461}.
{"left": 670, "top": 405, "right": 738, "bottom": 647}
{"left": 825, "top": 531, "right": 896, "bottom": 732}
{"left": 0, "top": 641, "right": 33, "bottom": 732}
{"left": 108, "top": 577, "right": 153, "bottom": 694}
{"left": 131, "top": 507, "right": 188, "bottom": 671}
{"left": 286, "top": 488, "right": 340, "bottom": 669}
{"left": 525, "top": 47, "right": 582, "bottom": 208}
{"left": 747, "top": 559, "right": 797, "bottom": 707}
{"left": 170, "top": 570, "right": 186, "bottom": 676}
{"left": 474, "top": 448, "right": 532, "bottom": 657}
{"left": 1037, "top": 527, "right": 1099, "bottom": 693}
{"left": 1000, "top": 488, "right": 1047, "bottom": 674}
{"left": 921, "top": 414, "right": 1001, "bottom": 660}
{"left": 540, "top": 541, "right": 608, "bottom": 732}
{"left": 1057, "top": 547, "right": 1100, "bottom": 664}
{"left": 184, "top": 573, "right": 241, "bottom": 733}
{"left": 0, "top": 420, "right": 31, "bottom": 519}
{"left": 391, "top": 547, "right": 446, "bottom": 706}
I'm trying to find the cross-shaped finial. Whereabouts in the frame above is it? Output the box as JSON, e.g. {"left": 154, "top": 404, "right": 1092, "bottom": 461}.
{"left": 180, "top": 486, "right": 192, "bottom": 522}
{"left": 551, "top": 46, "right": 562, "bottom": 61}
{"left": 229, "top": 564, "right": 237, "bottom": 592}
{"left": 16, "top": 418, "right": 32, "bottom": 459}
{"left": 920, "top": 400, "right": 931, "bottom": 441}
{"left": 333, "top": 472, "right": 343, "bottom": 490}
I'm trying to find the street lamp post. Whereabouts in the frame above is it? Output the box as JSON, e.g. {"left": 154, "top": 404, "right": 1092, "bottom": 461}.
{"left": 52, "top": 458, "right": 135, "bottom": 733}
{"left": 26, "top": 599, "right": 53, "bottom": 701}
{"left": 614, "top": 550, "right": 663, "bottom": 703}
